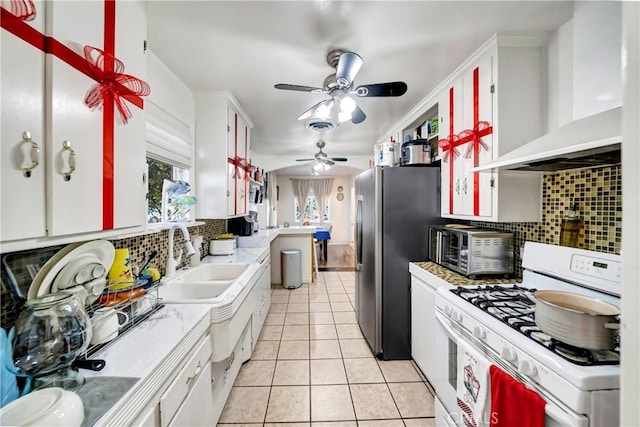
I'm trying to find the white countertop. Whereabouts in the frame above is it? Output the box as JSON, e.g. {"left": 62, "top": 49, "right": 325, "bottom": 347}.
{"left": 83, "top": 227, "right": 316, "bottom": 425}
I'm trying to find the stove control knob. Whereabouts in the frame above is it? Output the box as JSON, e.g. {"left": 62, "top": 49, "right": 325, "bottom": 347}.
{"left": 442, "top": 305, "right": 451, "bottom": 316}
{"left": 473, "top": 326, "right": 486, "bottom": 340}
{"left": 500, "top": 346, "right": 517, "bottom": 363}
{"left": 450, "top": 310, "right": 462, "bottom": 322}
{"left": 520, "top": 360, "right": 538, "bottom": 377}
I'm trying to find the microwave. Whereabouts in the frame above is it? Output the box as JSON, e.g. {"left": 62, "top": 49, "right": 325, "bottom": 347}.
{"left": 428, "top": 225, "right": 514, "bottom": 278}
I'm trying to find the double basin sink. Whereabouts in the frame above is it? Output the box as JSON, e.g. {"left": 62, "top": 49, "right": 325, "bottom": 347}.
{"left": 158, "top": 263, "right": 249, "bottom": 303}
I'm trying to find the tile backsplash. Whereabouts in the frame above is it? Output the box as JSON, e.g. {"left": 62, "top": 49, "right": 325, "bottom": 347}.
{"left": 472, "top": 165, "right": 622, "bottom": 275}
{"left": 1, "top": 219, "right": 225, "bottom": 329}
{"left": 1, "top": 165, "right": 622, "bottom": 325}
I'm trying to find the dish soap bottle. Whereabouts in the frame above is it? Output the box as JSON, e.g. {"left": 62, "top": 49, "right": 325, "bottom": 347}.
{"left": 560, "top": 202, "right": 583, "bottom": 248}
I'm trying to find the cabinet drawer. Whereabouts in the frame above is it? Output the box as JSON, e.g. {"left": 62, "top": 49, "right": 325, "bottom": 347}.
{"left": 160, "top": 335, "right": 212, "bottom": 427}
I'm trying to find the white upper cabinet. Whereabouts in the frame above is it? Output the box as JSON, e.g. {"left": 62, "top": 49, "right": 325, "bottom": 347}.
{"left": 437, "top": 35, "right": 544, "bottom": 222}
{"left": 1, "top": 0, "right": 147, "bottom": 248}
{"left": 1, "top": 1, "right": 46, "bottom": 241}
{"left": 195, "top": 92, "right": 254, "bottom": 219}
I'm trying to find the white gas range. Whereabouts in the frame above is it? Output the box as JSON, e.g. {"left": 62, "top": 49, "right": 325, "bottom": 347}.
{"left": 433, "top": 242, "right": 621, "bottom": 427}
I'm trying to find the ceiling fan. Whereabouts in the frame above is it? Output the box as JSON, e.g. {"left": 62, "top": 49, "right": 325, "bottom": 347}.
{"left": 296, "top": 140, "right": 347, "bottom": 172}
{"left": 275, "top": 49, "right": 407, "bottom": 125}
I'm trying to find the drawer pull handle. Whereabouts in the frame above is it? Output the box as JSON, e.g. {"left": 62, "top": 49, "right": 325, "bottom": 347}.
{"left": 61, "top": 140, "right": 76, "bottom": 181}
{"left": 185, "top": 361, "right": 203, "bottom": 385}
{"left": 21, "top": 131, "right": 40, "bottom": 178}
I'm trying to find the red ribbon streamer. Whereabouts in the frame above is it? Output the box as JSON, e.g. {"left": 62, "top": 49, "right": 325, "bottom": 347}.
{"left": 4, "top": 0, "right": 35, "bottom": 21}
{"left": 1, "top": 0, "right": 149, "bottom": 230}
{"left": 83, "top": 46, "right": 150, "bottom": 124}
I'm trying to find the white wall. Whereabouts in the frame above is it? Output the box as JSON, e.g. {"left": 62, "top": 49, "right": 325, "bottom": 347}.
{"left": 275, "top": 175, "right": 354, "bottom": 245}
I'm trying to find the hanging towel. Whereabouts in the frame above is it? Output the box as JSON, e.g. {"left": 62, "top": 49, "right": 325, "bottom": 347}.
{"left": 489, "top": 365, "right": 546, "bottom": 427}
{"left": 456, "top": 340, "right": 491, "bottom": 427}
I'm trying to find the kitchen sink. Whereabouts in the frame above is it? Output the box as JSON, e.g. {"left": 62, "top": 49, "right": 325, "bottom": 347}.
{"left": 159, "top": 281, "right": 234, "bottom": 302}
{"left": 168, "top": 263, "right": 249, "bottom": 283}
{"left": 158, "top": 263, "right": 249, "bottom": 303}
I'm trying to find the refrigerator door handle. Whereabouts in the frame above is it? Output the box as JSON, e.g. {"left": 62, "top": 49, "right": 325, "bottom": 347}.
{"left": 355, "top": 195, "right": 363, "bottom": 271}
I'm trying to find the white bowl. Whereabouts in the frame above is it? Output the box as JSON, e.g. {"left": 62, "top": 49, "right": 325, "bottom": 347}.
{"left": 0, "top": 387, "right": 84, "bottom": 426}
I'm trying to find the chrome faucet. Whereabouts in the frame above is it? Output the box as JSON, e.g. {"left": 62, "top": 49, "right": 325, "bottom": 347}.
{"left": 166, "top": 223, "right": 196, "bottom": 278}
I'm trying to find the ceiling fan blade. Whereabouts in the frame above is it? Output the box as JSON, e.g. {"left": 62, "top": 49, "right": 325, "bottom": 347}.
{"left": 296, "top": 158, "right": 315, "bottom": 162}
{"left": 330, "top": 157, "right": 348, "bottom": 162}
{"left": 335, "top": 52, "right": 363, "bottom": 87}
{"left": 275, "top": 84, "right": 324, "bottom": 93}
{"left": 351, "top": 105, "right": 366, "bottom": 124}
{"left": 354, "top": 81, "right": 408, "bottom": 97}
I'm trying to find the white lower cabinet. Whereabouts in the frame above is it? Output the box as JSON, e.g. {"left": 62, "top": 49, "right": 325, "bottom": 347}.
{"left": 168, "top": 363, "right": 214, "bottom": 427}
{"left": 251, "top": 259, "right": 271, "bottom": 349}
{"left": 159, "top": 334, "right": 213, "bottom": 427}
{"left": 410, "top": 266, "right": 453, "bottom": 385}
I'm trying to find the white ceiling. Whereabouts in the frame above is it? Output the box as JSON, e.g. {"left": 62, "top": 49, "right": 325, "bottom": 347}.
{"left": 146, "top": 0, "right": 574, "bottom": 176}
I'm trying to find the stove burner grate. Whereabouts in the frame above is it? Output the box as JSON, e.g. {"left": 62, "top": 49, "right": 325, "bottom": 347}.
{"left": 450, "top": 286, "right": 620, "bottom": 366}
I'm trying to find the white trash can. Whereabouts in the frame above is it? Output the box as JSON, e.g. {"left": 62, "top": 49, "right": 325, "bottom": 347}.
{"left": 281, "top": 250, "right": 302, "bottom": 289}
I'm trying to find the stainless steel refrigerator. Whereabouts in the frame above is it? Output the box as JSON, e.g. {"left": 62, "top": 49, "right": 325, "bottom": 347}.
{"left": 355, "top": 166, "right": 442, "bottom": 360}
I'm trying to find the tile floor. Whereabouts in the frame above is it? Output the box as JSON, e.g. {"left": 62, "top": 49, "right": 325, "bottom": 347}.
{"left": 218, "top": 271, "right": 436, "bottom": 427}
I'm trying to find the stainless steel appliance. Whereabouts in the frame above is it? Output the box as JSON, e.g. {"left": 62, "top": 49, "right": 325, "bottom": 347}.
{"left": 434, "top": 242, "right": 621, "bottom": 426}
{"left": 401, "top": 139, "right": 431, "bottom": 165}
{"left": 428, "top": 225, "right": 514, "bottom": 278}
{"left": 227, "top": 212, "right": 256, "bottom": 236}
{"left": 355, "top": 166, "right": 443, "bottom": 359}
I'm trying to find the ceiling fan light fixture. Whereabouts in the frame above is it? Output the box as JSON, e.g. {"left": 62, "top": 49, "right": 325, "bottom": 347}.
{"left": 338, "top": 110, "right": 352, "bottom": 123}
{"left": 316, "top": 100, "right": 335, "bottom": 120}
{"left": 340, "top": 96, "right": 356, "bottom": 114}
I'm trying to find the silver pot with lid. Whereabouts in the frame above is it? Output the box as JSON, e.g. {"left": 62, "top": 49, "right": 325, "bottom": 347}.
{"left": 401, "top": 139, "right": 431, "bottom": 165}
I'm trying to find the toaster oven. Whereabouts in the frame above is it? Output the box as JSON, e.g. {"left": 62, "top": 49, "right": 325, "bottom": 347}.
{"left": 428, "top": 225, "right": 514, "bottom": 278}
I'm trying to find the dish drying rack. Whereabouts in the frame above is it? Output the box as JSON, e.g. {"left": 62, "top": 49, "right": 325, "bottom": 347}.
{"left": 83, "top": 277, "right": 165, "bottom": 358}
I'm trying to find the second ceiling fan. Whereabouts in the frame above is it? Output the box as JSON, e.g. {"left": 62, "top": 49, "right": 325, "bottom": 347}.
{"left": 275, "top": 49, "right": 407, "bottom": 125}
{"left": 296, "top": 140, "right": 347, "bottom": 172}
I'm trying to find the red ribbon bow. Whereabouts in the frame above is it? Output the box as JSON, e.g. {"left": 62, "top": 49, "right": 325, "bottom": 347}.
{"left": 83, "top": 46, "right": 150, "bottom": 124}
{"left": 228, "top": 156, "right": 243, "bottom": 178}
{"left": 242, "top": 161, "right": 256, "bottom": 181}
{"left": 438, "top": 134, "right": 462, "bottom": 163}
{"left": 3, "top": 0, "right": 35, "bottom": 21}
{"left": 458, "top": 121, "right": 493, "bottom": 159}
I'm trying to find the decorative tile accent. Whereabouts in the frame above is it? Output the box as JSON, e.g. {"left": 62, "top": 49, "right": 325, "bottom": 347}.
{"left": 472, "top": 165, "right": 621, "bottom": 276}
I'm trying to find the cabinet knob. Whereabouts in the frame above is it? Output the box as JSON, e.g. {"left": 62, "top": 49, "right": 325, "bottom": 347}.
{"left": 462, "top": 178, "right": 467, "bottom": 194}
{"left": 455, "top": 179, "right": 460, "bottom": 195}
{"left": 20, "top": 131, "right": 40, "bottom": 178}
{"left": 61, "top": 140, "right": 76, "bottom": 182}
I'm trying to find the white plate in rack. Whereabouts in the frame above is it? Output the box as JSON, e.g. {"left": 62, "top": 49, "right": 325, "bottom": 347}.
{"left": 27, "top": 240, "right": 116, "bottom": 300}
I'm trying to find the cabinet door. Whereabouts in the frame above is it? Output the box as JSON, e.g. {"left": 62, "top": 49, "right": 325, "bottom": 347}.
{"left": 45, "top": 0, "right": 104, "bottom": 236}
{"left": 251, "top": 263, "right": 271, "bottom": 348}
{"left": 226, "top": 105, "right": 237, "bottom": 216}
{"left": 112, "top": 0, "right": 146, "bottom": 230}
{"left": 168, "top": 363, "right": 215, "bottom": 427}
{"left": 410, "top": 276, "right": 437, "bottom": 384}
{"left": 438, "top": 81, "right": 463, "bottom": 217}
{"left": 461, "top": 56, "right": 494, "bottom": 218}
{"left": 1, "top": 2, "right": 47, "bottom": 241}
{"left": 235, "top": 113, "right": 248, "bottom": 215}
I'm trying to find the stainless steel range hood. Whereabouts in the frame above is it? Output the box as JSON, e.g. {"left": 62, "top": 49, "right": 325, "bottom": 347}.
{"left": 472, "top": 107, "right": 621, "bottom": 172}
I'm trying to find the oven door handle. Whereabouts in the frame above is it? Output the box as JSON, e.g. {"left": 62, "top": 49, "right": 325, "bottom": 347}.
{"left": 435, "top": 311, "right": 589, "bottom": 427}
